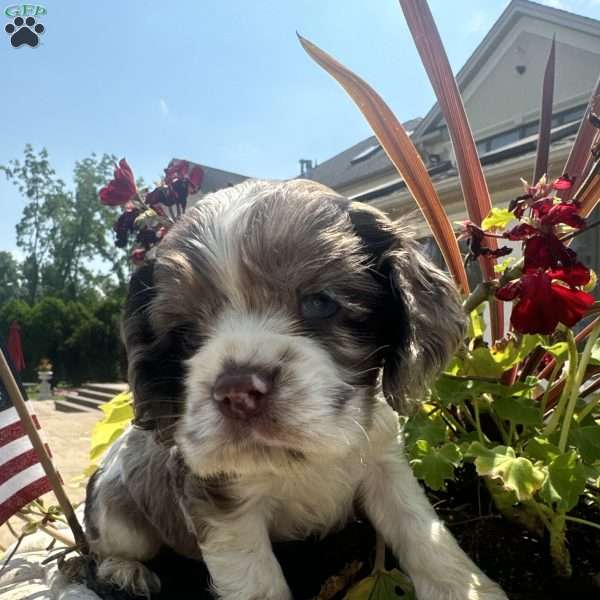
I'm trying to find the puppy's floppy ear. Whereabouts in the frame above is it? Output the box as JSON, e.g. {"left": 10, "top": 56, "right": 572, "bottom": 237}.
{"left": 348, "top": 202, "right": 465, "bottom": 412}
{"left": 122, "top": 261, "right": 187, "bottom": 438}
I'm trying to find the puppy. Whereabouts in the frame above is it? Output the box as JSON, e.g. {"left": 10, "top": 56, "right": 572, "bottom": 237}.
{"left": 85, "top": 179, "right": 507, "bottom": 600}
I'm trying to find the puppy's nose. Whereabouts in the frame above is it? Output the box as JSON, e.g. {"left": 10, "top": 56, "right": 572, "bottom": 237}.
{"left": 213, "top": 371, "right": 272, "bottom": 420}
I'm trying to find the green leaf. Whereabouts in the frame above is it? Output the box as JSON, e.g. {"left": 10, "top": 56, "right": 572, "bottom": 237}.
{"left": 526, "top": 437, "right": 561, "bottom": 464}
{"left": 494, "top": 257, "right": 514, "bottom": 274}
{"left": 410, "top": 441, "right": 461, "bottom": 491}
{"left": 541, "top": 342, "right": 568, "bottom": 361}
{"left": 404, "top": 411, "right": 447, "bottom": 450}
{"left": 482, "top": 208, "right": 515, "bottom": 231}
{"left": 540, "top": 451, "right": 587, "bottom": 512}
{"left": 467, "top": 443, "right": 545, "bottom": 501}
{"left": 345, "top": 569, "right": 415, "bottom": 600}
{"left": 464, "top": 335, "right": 543, "bottom": 378}
{"left": 468, "top": 308, "right": 485, "bottom": 339}
{"left": 568, "top": 423, "right": 600, "bottom": 464}
{"left": 493, "top": 396, "right": 540, "bottom": 426}
{"left": 434, "top": 374, "right": 536, "bottom": 407}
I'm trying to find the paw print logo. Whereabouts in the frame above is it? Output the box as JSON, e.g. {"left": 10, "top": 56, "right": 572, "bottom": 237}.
{"left": 5, "top": 16, "right": 45, "bottom": 48}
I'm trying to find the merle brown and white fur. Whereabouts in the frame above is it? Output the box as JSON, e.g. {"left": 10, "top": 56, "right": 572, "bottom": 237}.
{"left": 85, "top": 180, "right": 507, "bottom": 599}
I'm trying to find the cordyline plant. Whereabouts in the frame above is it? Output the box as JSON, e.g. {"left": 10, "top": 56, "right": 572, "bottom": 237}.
{"left": 299, "top": 0, "right": 600, "bottom": 587}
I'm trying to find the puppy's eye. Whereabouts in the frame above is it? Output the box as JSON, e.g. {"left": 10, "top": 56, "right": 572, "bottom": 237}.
{"left": 300, "top": 293, "right": 340, "bottom": 320}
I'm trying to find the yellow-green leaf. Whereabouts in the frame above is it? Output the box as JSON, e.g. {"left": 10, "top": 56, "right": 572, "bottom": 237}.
{"left": 467, "top": 443, "right": 545, "bottom": 501}
{"left": 345, "top": 569, "right": 415, "bottom": 600}
{"left": 494, "top": 257, "right": 514, "bottom": 274}
{"left": 89, "top": 391, "right": 133, "bottom": 463}
{"left": 482, "top": 208, "right": 515, "bottom": 231}
{"left": 468, "top": 308, "right": 485, "bottom": 339}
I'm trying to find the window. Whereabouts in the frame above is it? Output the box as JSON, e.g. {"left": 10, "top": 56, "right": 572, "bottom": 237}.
{"left": 487, "top": 129, "right": 520, "bottom": 151}
{"left": 475, "top": 104, "right": 586, "bottom": 156}
{"left": 350, "top": 144, "right": 381, "bottom": 164}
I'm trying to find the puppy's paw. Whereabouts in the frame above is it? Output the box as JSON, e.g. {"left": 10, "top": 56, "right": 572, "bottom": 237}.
{"left": 97, "top": 557, "right": 161, "bottom": 599}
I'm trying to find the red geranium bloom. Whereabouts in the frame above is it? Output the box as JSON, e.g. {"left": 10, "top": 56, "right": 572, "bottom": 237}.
{"left": 552, "top": 175, "right": 575, "bottom": 191}
{"left": 523, "top": 234, "right": 577, "bottom": 271}
{"left": 503, "top": 223, "right": 538, "bottom": 241}
{"left": 496, "top": 270, "right": 594, "bottom": 334}
{"left": 547, "top": 263, "right": 591, "bottom": 287}
{"left": 164, "top": 159, "right": 204, "bottom": 193}
{"left": 540, "top": 203, "right": 586, "bottom": 229}
{"left": 99, "top": 159, "right": 137, "bottom": 206}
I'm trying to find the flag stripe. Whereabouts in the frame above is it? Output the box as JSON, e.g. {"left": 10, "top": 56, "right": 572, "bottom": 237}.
{"left": 0, "top": 405, "right": 39, "bottom": 430}
{"left": 0, "top": 436, "right": 33, "bottom": 465}
{"left": 0, "top": 449, "right": 40, "bottom": 487}
{"left": 0, "top": 414, "right": 42, "bottom": 449}
{"left": 0, "top": 463, "right": 46, "bottom": 504}
{"left": 0, "top": 476, "right": 52, "bottom": 526}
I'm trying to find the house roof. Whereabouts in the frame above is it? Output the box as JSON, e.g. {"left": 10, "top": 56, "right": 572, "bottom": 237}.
{"left": 176, "top": 160, "right": 249, "bottom": 193}
{"left": 413, "top": 0, "right": 600, "bottom": 138}
{"left": 305, "top": 0, "right": 599, "bottom": 192}
{"left": 351, "top": 120, "right": 580, "bottom": 203}
{"left": 302, "top": 117, "right": 421, "bottom": 190}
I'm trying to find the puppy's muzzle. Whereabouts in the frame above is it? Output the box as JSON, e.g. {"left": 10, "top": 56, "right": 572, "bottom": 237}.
{"left": 213, "top": 369, "right": 273, "bottom": 420}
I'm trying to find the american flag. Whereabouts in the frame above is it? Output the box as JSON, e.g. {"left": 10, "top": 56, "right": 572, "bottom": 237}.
{"left": 0, "top": 344, "right": 52, "bottom": 525}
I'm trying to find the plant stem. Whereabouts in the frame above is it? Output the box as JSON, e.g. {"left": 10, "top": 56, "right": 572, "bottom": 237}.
{"left": 508, "top": 421, "right": 516, "bottom": 445}
{"left": 541, "top": 361, "right": 562, "bottom": 420}
{"left": 576, "top": 392, "right": 600, "bottom": 422}
{"left": 473, "top": 397, "right": 484, "bottom": 443}
{"left": 544, "top": 330, "right": 578, "bottom": 437}
{"left": 558, "top": 318, "right": 600, "bottom": 452}
{"left": 564, "top": 515, "right": 600, "bottom": 531}
{"left": 439, "top": 406, "right": 468, "bottom": 435}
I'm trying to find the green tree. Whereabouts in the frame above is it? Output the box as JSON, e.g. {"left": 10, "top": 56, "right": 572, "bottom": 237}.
{"left": 0, "top": 251, "right": 21, "bottom": 305}
{"left": 2, "top": 147, "right": 130, "bottom": 303}
{"left": 1, "top": 145, "right": 66, "bottom": 304}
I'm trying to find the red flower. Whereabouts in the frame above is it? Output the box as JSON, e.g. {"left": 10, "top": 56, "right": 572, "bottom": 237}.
{"left": 164, "top": 159, "right": 204, "bottom": 193}
{"left": 146, "top": 185, "right": 177, "bottom": 207}
{"left": 496, "top": 271, "right": 594, "bottom": 334}
{"left": 523, "top": 234, "right": 577, "bottom": 271}
{"left": 540, "top": 203, "right": 585, "bottom": 229}
{"left": 113, "top": 202, "right": 139, "bottom": 248}
{"left": 552, "top": 175, "right": 575, "bottom": 191}
{"left": 547, "top": 263, "right": 591, "bottom": 287}
{"left": 504, "top": 223, "right": 538, "bottom": 241}
{"left": 99, "top": 159, "right": 137, "bottom": 206}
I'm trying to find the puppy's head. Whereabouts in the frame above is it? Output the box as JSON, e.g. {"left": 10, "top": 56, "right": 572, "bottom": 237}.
{"left": 123, "top": 180, "right": 464, "bottom": 475}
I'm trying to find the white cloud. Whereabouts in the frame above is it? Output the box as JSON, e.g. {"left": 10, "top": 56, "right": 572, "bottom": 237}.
{"left": 159, "top": 98, "right": 169, "bottom": 117}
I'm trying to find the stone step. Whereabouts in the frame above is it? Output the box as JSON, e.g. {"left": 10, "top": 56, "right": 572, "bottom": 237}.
{"left": 54, "top": 398, "right": 98, "bottom": 414}
{"left": 82, "top": 382, "right": 128, "bottom": 397}
{"left": 75, "top": 388, "right": 116, "bottom": 403}
{"left": 61, "top": 393, "right": 105, "bottom": 410}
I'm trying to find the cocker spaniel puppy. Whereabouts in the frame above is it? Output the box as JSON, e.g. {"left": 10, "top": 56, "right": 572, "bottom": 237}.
{"left": 85, "top": 180, "right": 507, "bottom": 600}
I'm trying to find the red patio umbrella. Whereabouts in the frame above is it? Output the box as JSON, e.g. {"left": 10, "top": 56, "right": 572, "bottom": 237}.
{"left": 7, "top": 321, "right": 25, "bottom": 373}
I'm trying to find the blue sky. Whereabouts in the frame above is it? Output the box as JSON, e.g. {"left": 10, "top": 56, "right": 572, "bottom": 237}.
{"left": 2, "top": 0, "right": 600, "bottom": 256}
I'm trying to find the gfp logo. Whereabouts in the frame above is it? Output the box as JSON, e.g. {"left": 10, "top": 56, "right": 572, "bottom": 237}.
{"left": 4, "top": 5, "right": 46, "bottom": 47}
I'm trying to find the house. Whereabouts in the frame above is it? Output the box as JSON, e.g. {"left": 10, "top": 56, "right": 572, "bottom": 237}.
{"left": 304, "top": 0, "right": 600, "bottom": 274}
